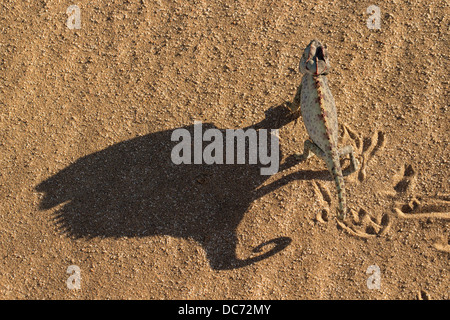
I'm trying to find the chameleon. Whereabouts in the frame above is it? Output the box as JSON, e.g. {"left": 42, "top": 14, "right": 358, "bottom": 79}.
{"left": 288, "top": 39, "right": 359, "bottom": 219}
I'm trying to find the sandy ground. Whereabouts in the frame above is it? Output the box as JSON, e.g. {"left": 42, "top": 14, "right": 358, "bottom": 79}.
{"left": 0, "top": 0, "right": 448, "bottom": 299}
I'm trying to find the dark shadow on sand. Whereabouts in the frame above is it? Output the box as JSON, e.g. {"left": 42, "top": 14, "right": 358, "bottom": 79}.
{"left": 36, "top": 104, "right": 330, "bottom": 270}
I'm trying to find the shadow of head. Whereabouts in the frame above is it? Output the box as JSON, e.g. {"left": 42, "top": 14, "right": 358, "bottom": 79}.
{"left": 36, "top": 108, "right": 296, "bottom": 270}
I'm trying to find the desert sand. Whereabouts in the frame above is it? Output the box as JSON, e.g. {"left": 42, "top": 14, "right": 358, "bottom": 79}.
{"left": 0, "top": 0, "right": 448, "bottom": 299}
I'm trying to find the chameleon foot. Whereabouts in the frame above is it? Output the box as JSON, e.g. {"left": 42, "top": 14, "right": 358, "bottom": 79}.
{"left": 295, "top": 139, "right": 325, "bottom": 162}
{"left": 339, "top": 145, "right": 359, "bottom": 176}
{"left": 337, "top": 207, "right": 348, "bottom": 220}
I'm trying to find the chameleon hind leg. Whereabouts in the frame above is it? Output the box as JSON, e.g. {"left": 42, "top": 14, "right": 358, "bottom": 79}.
{"left": 339, "top": 145, "right": 359, "bottom": 176}
{"left": 295, "top": 141, "right": 359, "bottom": 172}
{"left": 295, "top": 139, "right": 325, "bottom": 161}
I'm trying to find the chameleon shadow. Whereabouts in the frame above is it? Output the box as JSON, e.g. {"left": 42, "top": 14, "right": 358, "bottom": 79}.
{"left": 35, "top": 104, "right": 300, "bottom": 270}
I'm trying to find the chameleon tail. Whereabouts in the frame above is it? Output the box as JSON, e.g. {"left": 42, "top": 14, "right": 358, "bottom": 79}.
{"left": 327, "top": 156, "right": 347, "bottom": 219}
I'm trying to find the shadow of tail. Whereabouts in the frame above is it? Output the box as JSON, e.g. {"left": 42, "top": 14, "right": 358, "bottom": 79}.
{"left": 210, "top": 237, "right": 292, "bottom": 270}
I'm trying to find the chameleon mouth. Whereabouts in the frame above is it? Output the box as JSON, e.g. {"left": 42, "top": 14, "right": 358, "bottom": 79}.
{"left": 316, "top": 46, "right": 325, "bottom": 61}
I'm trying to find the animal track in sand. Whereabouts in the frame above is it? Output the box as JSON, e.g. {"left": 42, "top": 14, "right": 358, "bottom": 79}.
{"left": 330, "top": 125, "right": 390, "bottom": 238}
{"left": 336, "top": 208, "right": 391, "bottom": 239}
{"left": 312, "top": 181, "right": 332, "bottom": 223}
{"left": 391, "top": 163, "right": 417, "bottom": 195}
{"left": 394, "top": 194, "right": 450, "bottom": 220}
{"left": 312, "top": 179, "right": 391, "bottom": 238}
{"left": 418, "top": 290, "right": 432, "bottom": 300}
{"left": 303, "top": 125, "right": 447, "bottom": 244}
{"left": 341, "top": 124, "right": 386, "bottom": 182}
{"left": 390, "top": 164, "right": 449, "bottom": 252}
{"left": 432, "top": 236, "right": 450, "bottom": 253}
{"left": 390, "top": 163, "right": 449, "bottom": 220}
{"left": 306, "top": 124, "right": 391, "bottom": 238}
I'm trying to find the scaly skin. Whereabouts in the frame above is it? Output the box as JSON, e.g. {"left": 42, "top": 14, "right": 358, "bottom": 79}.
{"left": 289, "top": 39, "right": 358, "bottom": 219}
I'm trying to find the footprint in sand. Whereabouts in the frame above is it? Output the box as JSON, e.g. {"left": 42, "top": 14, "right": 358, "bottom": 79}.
{"left": 331, "top": 125, "right": 391, "bottom": 238}
{"left": 309, "top": 125, "right": 447, "bottom": 243}
{"left": 283, "top": 122, "right": 389, "bottom": 238}
{"left": 392, "top": 168, "right": 450, "bottom": 220}
{"left": 394, "top": 194, "right": 450, "bottom": 220}
{"left": 312, "top": 180, "right": 391, "bottom": 238}
{"left": 432, "top": 236, "right": 450, "bottom": 253}
{"left": 387, "top": 163, "right": 450, "bottom": 221}
{"left": 312, "top": 181, "right": 332, "bottom": 224}
{"left": 418, "top": 290, "right": 432, "bottom": 300}
{"left": 341, "top": 124, "right": 386, "bottom": 182}
{"left": 336, "top": 208, "right": 391, "bottom": 239}
{"left": 390, "top": 164, "right": 450, "bottom": 252}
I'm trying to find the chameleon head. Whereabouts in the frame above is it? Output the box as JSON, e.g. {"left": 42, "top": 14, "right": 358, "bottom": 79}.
{"left": 299, "top": 39, "right": 331, "bottom": 76}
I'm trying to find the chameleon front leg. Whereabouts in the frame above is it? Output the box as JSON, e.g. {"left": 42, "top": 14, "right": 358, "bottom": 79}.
{"left": 339, "top": 145, "right": 359, "bottom": 176}
{"left": 295, "top": 139, "right": 325, "bottom": 161}
{"left": 287, "top": 83, "right": 302, "bottom": 113}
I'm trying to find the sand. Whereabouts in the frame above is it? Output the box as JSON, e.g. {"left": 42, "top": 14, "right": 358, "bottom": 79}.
{"left": 0, "top": 0, "right": 448, "bottom": 299}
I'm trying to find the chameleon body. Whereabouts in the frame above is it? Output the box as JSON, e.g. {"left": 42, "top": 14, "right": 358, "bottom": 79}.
{"left": 289, "top": 39, "right": 358, "bottom": 219}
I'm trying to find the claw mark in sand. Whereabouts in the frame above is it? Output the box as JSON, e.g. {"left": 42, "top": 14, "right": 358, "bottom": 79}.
{"left": 390, "top": 163, "right": 449, "bottom": 220}
{"left": 341, "top": 125, "right": 386, "bottom": 182}
{"left": 312, "top": 182, "right": 332, "bottom": 223}
{"left": 432, "top": 235, "right": 450, "bottom": 253}
{"left": 394, "top": 195, "right": 450, "bottom": 220}
{"left": 418, "top": 290, "right": 432, "bottom": 300}
{"left": 390, "top": 164, "right": 449, "bottom": 252}
{"left": 337, "top": 208, "right": 391, "bottom": 239}
{"left": 393, "top": 164, "right": 417, "bottom": 194}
